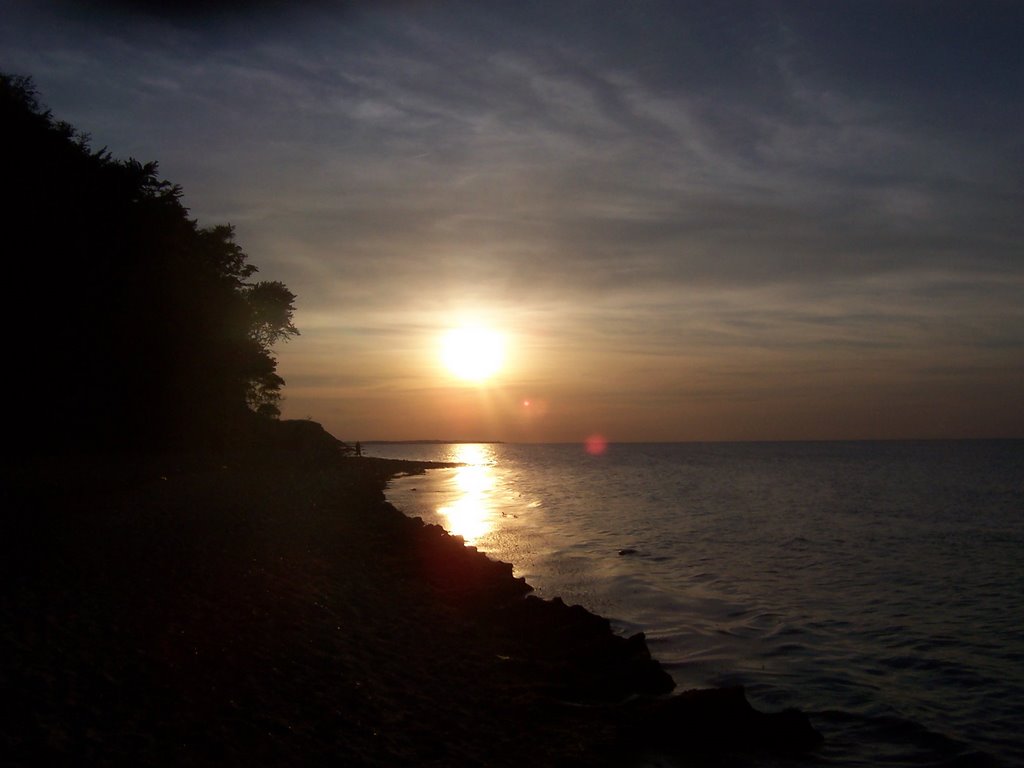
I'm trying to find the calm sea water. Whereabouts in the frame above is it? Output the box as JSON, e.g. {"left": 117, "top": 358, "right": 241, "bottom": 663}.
{"left": 367, "top": 441, "right": 1024, "bottom": 767}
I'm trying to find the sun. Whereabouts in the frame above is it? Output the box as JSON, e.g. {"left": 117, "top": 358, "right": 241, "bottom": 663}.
{"left": 440, "top": 325, "right": 505, "bottom": 382}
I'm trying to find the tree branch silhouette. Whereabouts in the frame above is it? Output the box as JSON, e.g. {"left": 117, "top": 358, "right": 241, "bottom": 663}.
{"left": 3, "top": 72, "right": 299, "bottom": 452}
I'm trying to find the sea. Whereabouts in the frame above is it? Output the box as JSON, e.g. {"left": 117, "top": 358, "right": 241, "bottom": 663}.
{"left": 365, "top": 441, "right": 1024, "bottom": 767}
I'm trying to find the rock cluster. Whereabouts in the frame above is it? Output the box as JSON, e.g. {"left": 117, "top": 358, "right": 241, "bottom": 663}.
{"left": 624, "top": 685, "right": 823, "bottom": 756}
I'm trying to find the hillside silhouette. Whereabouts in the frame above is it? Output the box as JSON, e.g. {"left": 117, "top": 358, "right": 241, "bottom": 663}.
{"left": 3, "top": 73, "right": 298, "bottom": 453}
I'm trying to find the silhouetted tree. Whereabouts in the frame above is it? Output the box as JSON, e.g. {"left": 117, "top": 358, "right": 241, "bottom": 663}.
{"left": 2, "top": 73, "right": 299, "bottom": 452}
{"left": 246, "top": 281, "right": 299, "bottom": 348}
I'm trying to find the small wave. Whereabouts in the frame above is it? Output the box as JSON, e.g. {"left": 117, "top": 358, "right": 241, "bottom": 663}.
{"left": 763, "top": 642, "right": 810, "bottom": 657}
{"left": 813, "top": 709, "right": 1000, "bottom": 768}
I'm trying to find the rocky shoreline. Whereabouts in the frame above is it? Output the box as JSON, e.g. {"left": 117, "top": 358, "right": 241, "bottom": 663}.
{"left": 3, "top": 439, "right": 819, "bottom": 765}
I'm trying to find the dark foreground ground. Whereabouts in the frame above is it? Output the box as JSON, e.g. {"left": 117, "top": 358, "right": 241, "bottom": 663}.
{"left": 2, "top": 440, "right": 818, "bottom": 766}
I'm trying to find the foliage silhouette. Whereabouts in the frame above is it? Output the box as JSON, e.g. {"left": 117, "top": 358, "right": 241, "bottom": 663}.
{"left": 2, "top": 73, "right": 298, "bottom": 452}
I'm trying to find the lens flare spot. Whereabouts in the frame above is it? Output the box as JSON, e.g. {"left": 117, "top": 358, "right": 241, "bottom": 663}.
{"left": 585, "top": 434, "right": 608, "bottom": 455}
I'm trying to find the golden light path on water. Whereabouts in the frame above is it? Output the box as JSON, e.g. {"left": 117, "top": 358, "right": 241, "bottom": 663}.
{"left": 436, "top": 443, "right": 498, "bottom": 543}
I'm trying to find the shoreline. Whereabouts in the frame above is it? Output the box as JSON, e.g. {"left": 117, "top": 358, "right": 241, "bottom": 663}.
{"left": 3, "top": 447, "right": 818, "bottom": 765}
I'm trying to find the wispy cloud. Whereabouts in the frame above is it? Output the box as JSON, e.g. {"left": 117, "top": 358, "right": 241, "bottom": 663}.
{"left": 4, "top": 0, "right": 1022, "bottom": 438}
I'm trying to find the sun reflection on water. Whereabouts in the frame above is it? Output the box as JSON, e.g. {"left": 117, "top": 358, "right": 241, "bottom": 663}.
{"left": 437, "top": 444, "right": 498, "bottom": 543}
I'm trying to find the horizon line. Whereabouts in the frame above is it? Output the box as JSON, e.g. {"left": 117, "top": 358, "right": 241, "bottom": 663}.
{"left": 355, "top": 436, "right": 1023, "bottom": 445}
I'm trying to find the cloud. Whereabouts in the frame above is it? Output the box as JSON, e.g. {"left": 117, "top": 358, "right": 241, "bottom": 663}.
{"left": 4, "top": 0, "right": 1022, "bottom": 438}
{"left": 16, "top": 1, "right": 1019, "bottom": 288}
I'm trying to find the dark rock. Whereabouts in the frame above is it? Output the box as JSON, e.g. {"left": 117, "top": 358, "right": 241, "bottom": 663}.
{"left": 503, "top": 596, "right": 675, "bottom": 701}
{"left": 618, "top": 548, "right": 638, "bottom": 556}
{"left": 243, "top": 417, "right": 348, "bottom": 461}
{"left": 625, "top": 686, "right": 822, "bottom": 755}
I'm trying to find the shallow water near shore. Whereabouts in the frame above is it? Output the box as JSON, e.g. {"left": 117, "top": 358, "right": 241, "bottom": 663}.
{"left": 369, "top": 440, "right": 1024, "bottom": 767}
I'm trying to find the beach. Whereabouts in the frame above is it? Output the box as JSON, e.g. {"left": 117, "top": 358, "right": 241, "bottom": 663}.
{"left": 2, "top": 446, "right": 643, "bottom": 766}
{"left": 3, "top": 437, "right": 817, "bottom": 766}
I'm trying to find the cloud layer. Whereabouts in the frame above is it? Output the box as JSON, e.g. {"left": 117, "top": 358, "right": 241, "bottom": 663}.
{"left": 5, "top": 0, "right": 1022, "bottom": 439}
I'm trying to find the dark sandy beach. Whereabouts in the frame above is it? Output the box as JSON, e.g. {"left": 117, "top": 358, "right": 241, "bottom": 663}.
{"left": 2, "top": 442, "right": 654, "bottom": 766}
{"left": 2, "top": 436, "right": 817, "bottom": 766}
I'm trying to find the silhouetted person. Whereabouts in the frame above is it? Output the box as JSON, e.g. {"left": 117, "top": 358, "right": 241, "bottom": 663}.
{"left": 355, "top": 441, "right": 362, "bottom": 456}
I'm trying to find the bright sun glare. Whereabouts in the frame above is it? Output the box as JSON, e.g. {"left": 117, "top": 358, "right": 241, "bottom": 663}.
{"left": 441, "top": 326, "right": 505, "bottom": 382}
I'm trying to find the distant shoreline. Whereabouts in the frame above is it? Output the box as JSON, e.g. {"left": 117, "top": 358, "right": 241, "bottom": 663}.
{"left": 362, "top": 439, "right": 505, "bottom": 445}
{"left": 363, "top": 437, "right": 1023, "bottom": 446}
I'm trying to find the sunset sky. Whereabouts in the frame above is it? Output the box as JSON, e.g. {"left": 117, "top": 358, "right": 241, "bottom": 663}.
{"left": 5, "top": 0, "right": 1022, "bottom": 442}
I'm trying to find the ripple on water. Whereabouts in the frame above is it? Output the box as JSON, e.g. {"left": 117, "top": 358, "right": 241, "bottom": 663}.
{"left": 375, "top": 440, "right": 1024, "bottom": 767}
